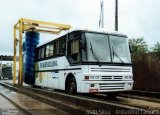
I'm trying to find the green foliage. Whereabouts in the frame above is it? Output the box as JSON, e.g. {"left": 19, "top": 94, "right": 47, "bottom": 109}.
{"left": 129, "top": 37, "right": 148, "bottom": 54}
{"left": 151, "top": 42, "right": 160, "bottom": 52}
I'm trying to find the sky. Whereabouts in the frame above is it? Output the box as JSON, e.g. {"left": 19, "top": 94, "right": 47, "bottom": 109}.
{"left": 0, "top": 0, "right": 160, "bottom": 55}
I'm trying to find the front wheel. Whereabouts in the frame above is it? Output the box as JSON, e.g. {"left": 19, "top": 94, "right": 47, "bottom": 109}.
{"left": 66, "top": 77, "right": 77, "bottom": 94}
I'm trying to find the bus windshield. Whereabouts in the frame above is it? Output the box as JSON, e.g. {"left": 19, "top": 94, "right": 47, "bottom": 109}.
{"left": 83, "top": 32, "right": 131, "bottom": 64}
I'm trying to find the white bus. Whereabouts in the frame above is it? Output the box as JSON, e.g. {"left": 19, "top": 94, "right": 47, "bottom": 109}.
{"left": 34, "top": 28, "right": 133, "bottom": 98}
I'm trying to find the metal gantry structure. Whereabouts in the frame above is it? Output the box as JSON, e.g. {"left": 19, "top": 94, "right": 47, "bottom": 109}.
{"left": 13, "top": 18, "right": 71, "bottom": 85}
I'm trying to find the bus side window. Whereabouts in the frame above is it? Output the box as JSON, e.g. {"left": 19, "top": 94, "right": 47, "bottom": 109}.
{"left": 38, "top": 47, "right": 45, "bottom": 59}
{"left": 51, "top": 43, "right": 55, "bottom": 56}
{"left": 46, "top": 44, "right": 54, "bottom": 57}
{"left": 68, "top": 39, "right": 80, "bottom": 63}
{"left": 55, "top": 40, "right": 59, "bottom": 56}
{"left": 46, "top": 45, "right": 49, "bottom": 57}
{"left": 41, "top": 47, "right": 45, "bottom": 59}
{"left": 59, "top": 37, "right": 66, "bottom": 56}
{"left": 38, "top": 49, "right": 41, "bottom": 59}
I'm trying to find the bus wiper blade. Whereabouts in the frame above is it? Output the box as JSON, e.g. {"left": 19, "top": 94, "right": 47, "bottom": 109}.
{"left": 90, "top": 42, "right": 101, "bottom": 66}
{"left": 112, "top": 46, "right": 124, "bottom": 64}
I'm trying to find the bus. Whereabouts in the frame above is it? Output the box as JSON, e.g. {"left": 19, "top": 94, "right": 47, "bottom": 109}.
{"left": 33, "top": 28, "right": 133, "bottom": 98}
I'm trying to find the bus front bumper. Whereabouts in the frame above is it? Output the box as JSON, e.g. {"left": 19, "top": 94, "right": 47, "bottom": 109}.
{"left": 80, "top": 80, "right": 134, "bottom": 93}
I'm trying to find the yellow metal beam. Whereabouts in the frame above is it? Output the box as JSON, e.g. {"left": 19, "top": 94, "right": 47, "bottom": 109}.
{"left": 35, "top": 29, "right": 61, "bottom": 34}
{"left": 18, "top": 20, "right": 23, "bottom": 86}
{"left": 22, "top": 25, "right": 61, "bottom": 34}
{"left": 20, "top": 18, "right": 71, "bottom": 30}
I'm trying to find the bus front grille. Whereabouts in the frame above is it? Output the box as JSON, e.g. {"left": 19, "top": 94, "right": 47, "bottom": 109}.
{"left": 101, "top": 76, "right": 123, "bottom": 81}
{"left": 99, "top": 83, "right": 125, "bottom": 90}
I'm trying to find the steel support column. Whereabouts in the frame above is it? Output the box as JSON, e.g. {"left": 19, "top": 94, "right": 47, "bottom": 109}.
{"left": 13, "top": 26, "right": 17, "bottom": 85}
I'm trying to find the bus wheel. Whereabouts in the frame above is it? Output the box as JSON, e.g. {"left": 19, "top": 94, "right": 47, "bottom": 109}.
{"left": 106, "top": 92, "right": 119, "bottom": 99}
{"left": 67, "top": 77, "right": 77, "bottom": 94}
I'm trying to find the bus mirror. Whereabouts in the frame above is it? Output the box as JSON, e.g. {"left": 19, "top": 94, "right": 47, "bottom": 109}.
{"left": 129, "top": 44, "right": 133, "bottom": 53}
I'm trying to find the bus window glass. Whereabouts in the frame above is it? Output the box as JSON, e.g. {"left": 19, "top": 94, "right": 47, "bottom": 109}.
{"left": 85, "top": 33, "right": 111, "bottom": 62}
{"left": 46, "top": 45, "right": 50, "bottom": 57}
{"left": 50, "top": 44, "right": 54, "bottom": 56}
{"left": 41, "top": 47, "right": 45, "bottom": 58}
{"left": 38, "top": 49, "right": 41, "bottom": 59}
{"left": 55, "top": 41, "right": 59, "bottom": 56}
{"left": 68, "top": 39, "right": 80, "bottom": 63}
{"left": 38, "top": 47, "right": 45, "bottom": 59}
{"left": 59, "top": 38, "right": 65, "bottom": 55}
{"left": 71, "top": 40, "right": 79, "bottom": 54}
{"left": 46, "top": 44, "right": 54, "bottom": 57}
{"left": 109, "top": 35, "right": 131, "bottom": 63}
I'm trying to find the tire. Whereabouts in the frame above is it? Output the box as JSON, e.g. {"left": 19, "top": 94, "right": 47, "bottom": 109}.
{"left": 66, "top": 77, "right": 77, "bottom": 94}
{"left": 106, "top": 92, "right": 119, "bottom": 99}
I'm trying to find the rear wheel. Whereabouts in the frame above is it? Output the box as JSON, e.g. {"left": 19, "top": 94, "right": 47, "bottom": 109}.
{"left": 106, "top": 92, "right": 119, "bottom": 99}
{"left": 66, "top": 77, "right": 77, "bottom": 94}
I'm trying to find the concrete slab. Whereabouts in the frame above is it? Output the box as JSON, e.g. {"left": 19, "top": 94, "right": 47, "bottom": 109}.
{"left": 0, "top": 94, "right": 26, "bottom": 115}
{"left": 0, "top": 85, "right": 70, "bottom": 115}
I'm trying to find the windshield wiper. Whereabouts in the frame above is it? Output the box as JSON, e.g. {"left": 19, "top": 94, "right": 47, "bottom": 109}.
{"left": 90, "top": 42, "right": 101, "bottom": 66}
{"left": 112, "top": 46, "right": 124, "bottom": 64}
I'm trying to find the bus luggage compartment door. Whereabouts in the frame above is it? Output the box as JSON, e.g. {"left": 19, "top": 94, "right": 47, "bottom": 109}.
{"left": 48, "top": 71, "right": 59, "bottom": 89}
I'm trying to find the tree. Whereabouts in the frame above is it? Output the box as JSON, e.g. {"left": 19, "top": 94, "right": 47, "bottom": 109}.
{"left": 129, "top": 37, "right": 148, "bottom": 54}
{"left": 151, "top": 42, "right": 160, "bottom": 52}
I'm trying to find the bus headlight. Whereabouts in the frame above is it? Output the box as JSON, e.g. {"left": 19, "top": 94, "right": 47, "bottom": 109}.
{"left": 89, "top": 75, "right": 100, "bottom": 79}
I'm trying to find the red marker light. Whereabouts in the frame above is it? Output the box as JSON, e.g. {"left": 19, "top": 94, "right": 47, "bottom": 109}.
{"left": 85, "top": 76, "right": 89, "bottom": 80}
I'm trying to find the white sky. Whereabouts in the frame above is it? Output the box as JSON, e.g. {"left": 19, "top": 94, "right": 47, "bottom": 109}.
{"left": 0, "top": 0, "right": 160, "bottom": 55}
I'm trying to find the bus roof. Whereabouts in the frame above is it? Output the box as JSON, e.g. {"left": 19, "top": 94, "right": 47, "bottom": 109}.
{"left": 37, "top": 27, "right": 127, "bottom": 47}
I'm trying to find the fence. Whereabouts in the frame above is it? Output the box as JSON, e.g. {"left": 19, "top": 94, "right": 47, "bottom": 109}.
{"left": 132, "top": 52, "right": 160, "bottom": 92}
